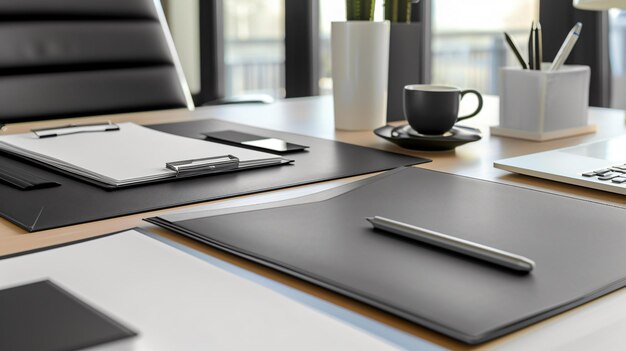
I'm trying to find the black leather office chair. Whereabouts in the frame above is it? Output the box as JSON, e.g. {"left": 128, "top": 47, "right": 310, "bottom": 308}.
{"left": 0, "top": 0, "right": 194, "bottom": 124}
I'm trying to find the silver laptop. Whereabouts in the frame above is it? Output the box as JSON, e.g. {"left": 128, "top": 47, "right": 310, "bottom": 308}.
{"left": 494, "top": 135, "right": 626, "bottom": 195}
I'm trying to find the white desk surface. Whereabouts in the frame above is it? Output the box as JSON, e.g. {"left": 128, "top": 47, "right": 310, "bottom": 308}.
{"left": 2, "top": 229, "right": 438, "bottom": 350}
{"left": 1, "top": 95, "right": 625, "bottom": 350}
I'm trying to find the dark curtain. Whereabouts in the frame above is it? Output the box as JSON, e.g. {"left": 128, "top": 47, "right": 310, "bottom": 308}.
{"left": 413, "top": 0, "right": 432, "bottom": 84}
{"left": 285, "top": 0, "right": 320, "bottom": 98}
{"left": 541, "top": 0, "right": 611, "bottom": 107}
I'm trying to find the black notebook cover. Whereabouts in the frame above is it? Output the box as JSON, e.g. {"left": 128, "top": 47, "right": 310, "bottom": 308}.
{"left": 0, "top": 119, "right": 427, "bottom": 231}
{"left": 148, "top": 167, "right": 626, "bottom": 344}
{"left": 0, "top": 280, "right": 135, "bottom": 351}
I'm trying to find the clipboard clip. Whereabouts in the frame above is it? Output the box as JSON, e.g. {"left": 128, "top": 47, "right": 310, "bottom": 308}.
{"left": 166, "top": 155, "right": 240, "bottom": 176}
{"left": 32, "top": 121, "right": 120, "bottom": 138}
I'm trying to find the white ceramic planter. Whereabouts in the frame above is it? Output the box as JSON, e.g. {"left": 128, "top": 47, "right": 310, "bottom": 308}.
{"left": 331, "top": 21, "right": 390, "bottom": 131}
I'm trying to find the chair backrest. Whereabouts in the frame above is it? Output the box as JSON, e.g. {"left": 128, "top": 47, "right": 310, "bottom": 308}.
{"left": 0, "top": 0, "right": 194, "bottom": 124}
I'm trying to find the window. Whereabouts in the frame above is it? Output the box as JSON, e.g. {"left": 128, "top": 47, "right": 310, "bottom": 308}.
{"left": 319, "top": 1, "right": 538, "bottom": 96}
{"left": 164, "top": 0, "right": 285, "bottom": 101}
{"left": 223, "top": 0, "right": 285, "bottom": 98}
{"left": 318, "top": 0, "right": 344, "bottom": 96}
{"left": 432, "top": 0, "right": 539, "bottom": 94}
{"left": 610, "top": 9, "right": 626, "bottom": 109}
{"left": 167, "top": 0, "right": 546, "bottom": 101}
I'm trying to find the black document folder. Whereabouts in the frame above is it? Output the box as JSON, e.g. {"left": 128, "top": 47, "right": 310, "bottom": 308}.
{"left": 148, "top": 167, "right": 626, "bottom": 344}
{"left": 0, "top": 119, "right": 427, "bottom": 231}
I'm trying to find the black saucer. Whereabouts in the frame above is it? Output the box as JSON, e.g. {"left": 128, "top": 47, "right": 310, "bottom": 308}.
{"left": 374, "top": 124, "right": 481, "bottom": 151}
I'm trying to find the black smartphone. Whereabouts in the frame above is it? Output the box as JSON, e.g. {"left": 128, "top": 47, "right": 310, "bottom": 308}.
{"left": 203, "top": 130, "right": 309, "bottom": 154}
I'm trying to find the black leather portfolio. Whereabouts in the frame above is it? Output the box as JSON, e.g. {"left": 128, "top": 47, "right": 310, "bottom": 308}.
{"left": 0, "top": 280, "right": 135, "bottom": 351}
{"left": 148, "top": 167, "right": 626, "bottom": 344}
{"left": 0, "top": 119, "right": 427, "bottom": 231}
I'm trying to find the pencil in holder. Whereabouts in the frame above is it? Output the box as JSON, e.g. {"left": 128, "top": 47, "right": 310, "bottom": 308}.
{"left": 491, "top": 65, "right": 595, "bottom": 141}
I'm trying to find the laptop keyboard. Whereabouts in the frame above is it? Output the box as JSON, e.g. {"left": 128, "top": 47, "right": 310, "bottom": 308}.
{"left": 582, "top": 164, "right": 626, "bottom": 184}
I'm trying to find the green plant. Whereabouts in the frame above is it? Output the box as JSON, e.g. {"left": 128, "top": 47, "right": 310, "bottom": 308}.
{"left": 346, "top": 0, "right": 375, "bottom": 21}
{"left": 384, "top": 0, "right": 419, "bottom": 23}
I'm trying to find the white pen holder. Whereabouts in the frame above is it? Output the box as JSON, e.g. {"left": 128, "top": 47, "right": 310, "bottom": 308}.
{"left": 491, "top": 65, "right": 595, "bottom": 141}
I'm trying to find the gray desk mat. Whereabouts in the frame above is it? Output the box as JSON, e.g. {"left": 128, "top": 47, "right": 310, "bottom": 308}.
{"left": 0, "top": 119, "right": 427, "bottom": 231}
{"left": 148, "top": 167, "right": 626, "bottom": 344}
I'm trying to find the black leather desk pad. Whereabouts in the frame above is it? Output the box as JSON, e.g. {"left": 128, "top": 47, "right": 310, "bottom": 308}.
{"left": 0, "top": 119, "right": 428, "bottom": 231}
{"left": 0, "top": 280, "right": 135, "bottom": 351}
{"left": 148, "top": 167, "right": 626, "bottom": 344}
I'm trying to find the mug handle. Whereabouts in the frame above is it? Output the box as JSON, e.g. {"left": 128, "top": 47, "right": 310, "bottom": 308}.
{"left": 457, "top": 90, "right": 483, "bottom": 121}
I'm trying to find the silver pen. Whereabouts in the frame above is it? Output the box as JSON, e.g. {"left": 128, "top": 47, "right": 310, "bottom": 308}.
{"left": 32, "top": 122, "right": 119, "bottom": 138}
{"left": 366, "top": 216, "right": 535, "bottom": 273}
{"left": 550, "top": 22, "right": 583, "bottom": 71}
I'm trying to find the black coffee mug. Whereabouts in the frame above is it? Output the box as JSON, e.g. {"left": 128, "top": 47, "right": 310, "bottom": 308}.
{"left": 403, "top": 85, "right": 483, "bottom": 135}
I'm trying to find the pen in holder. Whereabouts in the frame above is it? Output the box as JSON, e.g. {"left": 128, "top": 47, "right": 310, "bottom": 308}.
{"left": 491, "top": 65, "right": 596, "bottom": 141}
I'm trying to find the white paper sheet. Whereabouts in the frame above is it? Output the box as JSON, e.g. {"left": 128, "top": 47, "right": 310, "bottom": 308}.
{"left": 0, "top": 230, "right": 403, "bottom": 351}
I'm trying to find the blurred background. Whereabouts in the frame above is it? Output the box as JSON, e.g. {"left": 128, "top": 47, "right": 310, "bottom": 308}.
{"left": 162, "top": 0, "right": 625, "bottom": 108}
